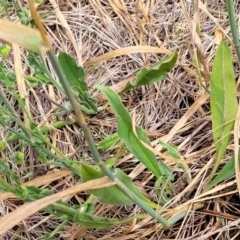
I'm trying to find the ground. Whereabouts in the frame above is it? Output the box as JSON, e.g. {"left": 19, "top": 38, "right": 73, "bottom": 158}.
{"left": 0, "top": 0, "right": 240, "bottom": 239}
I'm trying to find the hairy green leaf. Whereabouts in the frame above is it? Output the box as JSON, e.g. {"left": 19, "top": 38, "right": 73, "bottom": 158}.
{"left": 210, "top": 41, "right": 238, "bottom": 164}
{"left": 121, "top": 52, "right": 178, "bottom": 93}
{"left": 97, "top": 85, "right": 170, "bottom": 178}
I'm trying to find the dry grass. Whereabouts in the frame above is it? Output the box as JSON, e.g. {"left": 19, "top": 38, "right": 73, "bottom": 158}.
{"left": 1, "top": 0, "right": 240, "bottom": 239}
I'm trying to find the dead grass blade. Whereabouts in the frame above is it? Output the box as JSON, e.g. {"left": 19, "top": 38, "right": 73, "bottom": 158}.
{"left": 84, "top": 46, "right": 172, "bottom": 66}
{"left": 12, "top": 44, "right": 31, "bottom": 127}
{"left": 108, "top": 0, "right": 139, "bottom": 45}
{"left": 155, "top": 92, "right": 210, "bottom": 150}
{"left": 0, "top": 176, "right": 114, "bottom": 236}
{"left": 170, "top": 157, "right": 214, "bottom": 206}
{"left": 234, "top": 102, "right": 240, "bottom": 197}
{"left": 48, "top": 0, "right": 83, "bottom": 66}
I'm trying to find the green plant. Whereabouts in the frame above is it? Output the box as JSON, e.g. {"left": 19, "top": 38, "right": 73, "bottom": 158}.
{"left": 203, "top": 1, "right": 240, "bottom": 192}
{"left": 1, "top": 1, "right": 239, "bottom": 237}
{"left": 0, "top": 0, "right": 181, "bottom": 235}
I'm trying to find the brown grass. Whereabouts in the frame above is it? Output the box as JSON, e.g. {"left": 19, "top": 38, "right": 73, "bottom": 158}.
{"left": 1, "top": 0, "right": 240, "bottom": 239}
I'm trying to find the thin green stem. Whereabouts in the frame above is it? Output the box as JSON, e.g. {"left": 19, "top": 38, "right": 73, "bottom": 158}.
{"left": 5, "top": 119, "right": 76, "bottom": 143}
{"left": 5, "top": 128, "right": 82, "bottom": 176}
{"left": 45, "top": 219, "right": 68, "bottom": 239}
{"left": 51, "top": 202, "right": 76, "bottom": 215}
{"left": 0, "top": 88, "right": 32, "bottom": 140}
{"left": 0, "top": 176, "right": 15, "bottom": 192}
{"left": 226, "top": 0, "right": 240, "bottom": 63}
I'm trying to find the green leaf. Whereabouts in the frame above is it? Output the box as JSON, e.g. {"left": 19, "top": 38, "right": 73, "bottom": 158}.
{"left": 121, "top": 52, "right": 178, "bottom": 93}
{"left": 159, "top": 140, "right": 181, "bottom": 159}
{"left": 74, "top": 212, "right": 120, "bottom": 229}
{"left": 97, "top": 84, "right": 169, "bottom": 178}
{"left": 97, "top": 133, "right": 120, "bottom": 150}
{"left": 58, "top": 52, "right": 87, "bottom": 92}
{"left": 0, "top": 66, "right": 16, "bottom": 84}
{"left": 80, "top": 164, "right": 157, "bottom": 208}
{"left": 207, "top": 154, "right": 240, "bottom": 190}
{"left": 210, "top": 41, "right": 238, "bottom": 163}
{"left": 28, "top": 53, "right": 52, "bottom": 85}
{"left": 58, "top": 52, "right": 97, "bottom": 113}
{"left": 17, "top": 185, "right": 52, "bottom": 202}
{"left": 159, "top": 140, "right": 191, "bottom": 183}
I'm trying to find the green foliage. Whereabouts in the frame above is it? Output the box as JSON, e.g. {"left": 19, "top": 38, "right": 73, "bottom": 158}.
{"left": 97, "top": 84, "right": 170, "bottom": 179}
{"left": 97, "top": 133, "right": 120, "bottom": 150}
{"left": 121, "top": 52, "right": 178, "bottom": 93}
{"left": 159, "top": 140, "right": 191, "bottom": 183}
{"left": 210, "top": 40, "right": 238, "bottom": 177}
{"left": 73, "top": 212, "right": 120, "bottom": 229}
{"left": 0, "top": 0, "right": 9, "bottom": 15}
{"left": 0, "top": 65, "right": 16, "bottom": 85}
{"left": 0, "top": 159, "right": 22, "bottom": 187}
{"left": 159, "top": 140, "right": 181, "bottom": 159}
{"left": 80, "top": 163, "right": 157, "bottom": 208}
{"left": 58, "top": 52, "right": 97, "bottom": 113}
{"left": 14, "top": 151, "right": 24, "bottom": 165}
{"left": 16, "top": 8, "right": 29, "bottom": 25}
{"left": 207, "top": 154, "right": 240, "bottom": 190}
{"left": 27, "top": 52, "right": 52, "bottom": 85}
{"left": 0, "top": 19, "right": 179, "bottom": 229}
{"left": 14, "top": 185, "right": 51, "bottom": 201}
{"left": 0, "top": 44, "right": 11, "bottom": 55}
{"left": 0, "top": 140, "right": 5, "bottom": 151}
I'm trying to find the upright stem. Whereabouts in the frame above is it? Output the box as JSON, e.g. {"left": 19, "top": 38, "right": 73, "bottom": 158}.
{"left": 226, "top": 0, "right": 240, "bottom": 63}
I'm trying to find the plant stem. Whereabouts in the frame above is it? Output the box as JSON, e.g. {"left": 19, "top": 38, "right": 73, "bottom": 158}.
{"left": 45, "top": 219, "right": 68, "bottom": 239}
{"left": 5, "top": 119, "right": 76, "bottom": 143}
{"left": 226, "top": 0, "right": 240, "bottom": 63}
{"left": 27, "top": 0, "right": 173, "bottom": 225}
{"left": 47, "top": 51, "right": 172, "bottom": 227}
{"left": 0, "top": 176, "right": 15, "bottom": 192}
{"left": 0, "top": 87, "right": 32, "bottom": 140}
{"left": 6, "top": 128, "right": 82, "bottom": 177}
{"left": 51, "top": 202, "right": 76, "bottom": 215}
